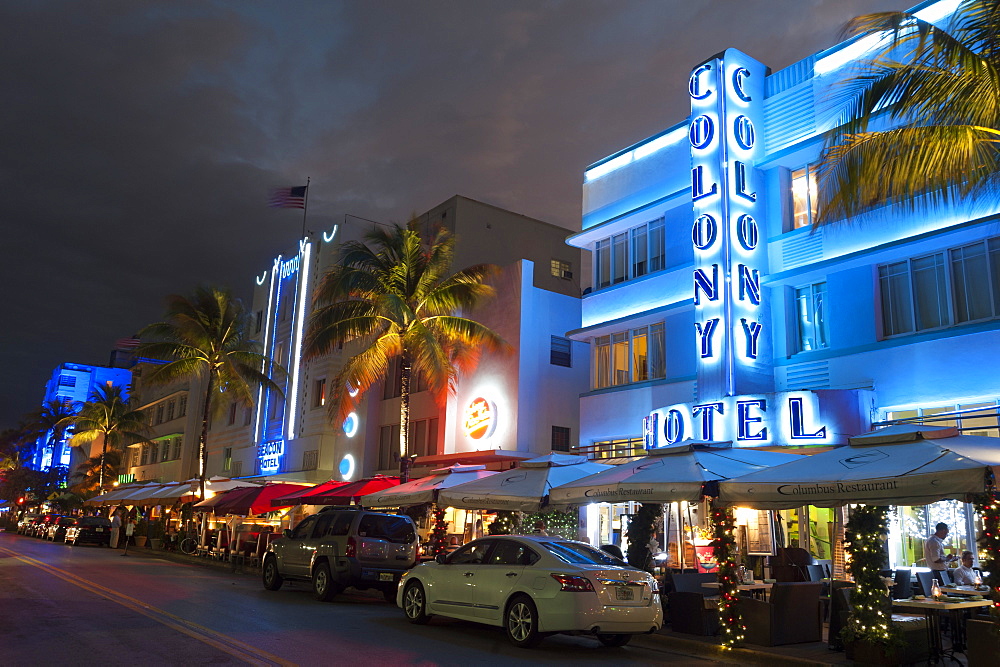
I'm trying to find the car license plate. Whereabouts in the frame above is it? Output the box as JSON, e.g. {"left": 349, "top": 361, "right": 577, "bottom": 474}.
{"left": 95, "top": 528, "right": 104, "bottom": 532}
{"left": 379, "top": 573, "right": 394, "bottom": 582}
{"left": 615, "top": 587, "right": 634, "bottom": 601}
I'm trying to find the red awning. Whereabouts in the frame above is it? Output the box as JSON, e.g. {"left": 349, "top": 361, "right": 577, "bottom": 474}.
{"left": 269, "top": 480, "right": 351, "bottom": 507}
{"left": 210, "top": 483, "right": 310, "bottom": 515}
{"left": 304, "top": 475, "right": 400, "bottom": 505}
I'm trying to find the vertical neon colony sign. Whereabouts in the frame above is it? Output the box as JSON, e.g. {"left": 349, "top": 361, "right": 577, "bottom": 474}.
{"left": 689, "top": 48, "right": 769, "bottom": 398}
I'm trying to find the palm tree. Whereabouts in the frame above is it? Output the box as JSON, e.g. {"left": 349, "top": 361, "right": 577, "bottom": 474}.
{"left": 69, "top": 385, "right": 150, "bottom": 491}
{"left": 26, "top": 399, "right": 76, "bottom": 469}
{"left": 0, "top": 424, "right": 33, "bottom": 473}
{"left": 816, "top": 0, "right": 1000, "bottom": 224}
{"left": 71, "top": 450, "right": 123, "bottom": 495}
{"left": 305, "top": 220, "right": 507, "bottom": 482}
{"left": 137, "top": 286, "right": 283, "bottom": 499}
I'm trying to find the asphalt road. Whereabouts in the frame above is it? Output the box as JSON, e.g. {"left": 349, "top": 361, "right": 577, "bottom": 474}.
{"left": 0, "top": 531, "right": 715, "bottom": 666}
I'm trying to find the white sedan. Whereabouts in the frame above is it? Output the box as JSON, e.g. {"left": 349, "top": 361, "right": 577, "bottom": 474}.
{"left": 397, "top": 535, "right": 662, "bottom": 648}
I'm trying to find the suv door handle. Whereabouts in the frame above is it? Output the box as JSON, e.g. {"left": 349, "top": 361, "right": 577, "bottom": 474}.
{"left": 464, "top": 572, "right": 475, "bottom": 577}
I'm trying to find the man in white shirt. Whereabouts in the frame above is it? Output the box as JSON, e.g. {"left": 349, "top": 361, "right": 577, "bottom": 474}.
{"left": 923, "top": 522, "right": 957, "bottom": 572}
{"left": 952, "top": 551, "right": 978, "bottom": 585}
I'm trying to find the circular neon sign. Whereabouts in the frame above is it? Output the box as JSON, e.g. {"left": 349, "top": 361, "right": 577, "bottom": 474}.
{"left": 343, "top": 412, "right": 359, "bottom": 438}
{"left": 339, "top": 454, "right": 355, "bottom": 480}
{"left": 463, "top": 396, "right": 497, "bottom": 440}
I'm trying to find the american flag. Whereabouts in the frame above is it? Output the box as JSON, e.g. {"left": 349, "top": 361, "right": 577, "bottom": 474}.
{"left": 269, "top": 185, "right": 308, "bottom": 209}
{"left": 115, "top": 337, "right": 141, "bottom": 350}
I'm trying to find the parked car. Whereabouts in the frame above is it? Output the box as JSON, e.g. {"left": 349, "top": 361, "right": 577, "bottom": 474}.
{"left": 262, "top": 506, "right": 418, "bottom": 602}
{"left": 46, "top": 516, "right": 77, "bottom": 542}
{"left": 31, "top": 513, "right": 63, "bottom": 538}
{"left": 65, "top": 516, "right": 113, "bottom": 546}
{"left": 398, "top": 535, "right": 662, "bottom": 648}
{"left": 17, "top": 514, "right": 41, "bottom": 534}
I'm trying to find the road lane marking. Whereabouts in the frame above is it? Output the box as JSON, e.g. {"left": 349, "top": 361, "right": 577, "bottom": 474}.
{"left": 0, "top": 546, "right": 295, "bottom": 667}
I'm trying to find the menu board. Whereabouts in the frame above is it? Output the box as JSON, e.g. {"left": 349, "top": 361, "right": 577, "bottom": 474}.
{"left": 745, "top": 510, "right": 775, "bottom": 556}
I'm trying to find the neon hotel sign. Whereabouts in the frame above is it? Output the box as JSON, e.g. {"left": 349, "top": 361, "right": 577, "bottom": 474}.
{"left": 645, "top": 49, "right": 838, "bottom": 448}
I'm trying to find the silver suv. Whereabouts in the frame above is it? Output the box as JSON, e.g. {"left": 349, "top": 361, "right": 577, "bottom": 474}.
{"left": 262, "top": 507, "right": 418, "bottom": 602}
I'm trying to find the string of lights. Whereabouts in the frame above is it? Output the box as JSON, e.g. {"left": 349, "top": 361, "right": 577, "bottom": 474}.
{"left": 972, "top": 469, "right": 1000, "bottom": 623}
{"left": 842, "top": 505, "right": 902, "bottom": 651}
{"left": 710, "top": 505, "right": 744, "bottom": 648}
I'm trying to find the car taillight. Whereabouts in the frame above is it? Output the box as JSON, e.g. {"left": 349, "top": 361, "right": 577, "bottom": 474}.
{"left": 346, "top": 536, "right": 356, "bottom": 558}
{"left": 551, "top": 574, "right": 594, "bottom": 592}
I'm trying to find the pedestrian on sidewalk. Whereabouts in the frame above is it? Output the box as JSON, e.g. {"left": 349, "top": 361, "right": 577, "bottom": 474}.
{"left": 110, "top": 511, "right": 121, "bottom": 549}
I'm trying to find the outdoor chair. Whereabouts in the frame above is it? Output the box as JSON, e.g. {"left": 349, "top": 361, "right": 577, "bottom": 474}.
{"left": 892, "top": 568, "right": 913, "bottom": 599}
{"left": 916, "top": 570, "right": 943, "bottom": 596}
{"left": 743, "top": 581, "right": 823, "bottom": 647}
{"left": 666, "top": 572, "right": 720, "bottom": 636}
{"left": 831, "top": 583, "right": 929, "bottom": 661}
{"left": 827, "top": 580, "right": 855, "bottom": 650}
{"left": 937, "top": 569, "right": 952, "bottom": 585}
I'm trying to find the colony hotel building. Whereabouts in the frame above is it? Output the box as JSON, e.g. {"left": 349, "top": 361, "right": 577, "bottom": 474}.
{"left": 567, "top": 0, "right": 1000, "bottom": 564}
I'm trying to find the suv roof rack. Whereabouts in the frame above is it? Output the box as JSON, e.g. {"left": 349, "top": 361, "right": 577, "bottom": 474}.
{"left": 318, "top": 505, "right": 364, "bottom": 513}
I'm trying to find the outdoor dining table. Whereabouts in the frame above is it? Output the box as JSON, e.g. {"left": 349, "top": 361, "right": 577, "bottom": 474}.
{"left": 891, "top": 597, "right": 991, "bottom": 664}
{"left": 939, "top": 585, "right": 990, "bottom": 597}
{"left": 702, "top": 581, "right": 773, "bottom": 600}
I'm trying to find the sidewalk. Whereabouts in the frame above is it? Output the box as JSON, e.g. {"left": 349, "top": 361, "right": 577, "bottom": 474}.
{"left": 122, "top": 544, "right": 854, "bottom": 664}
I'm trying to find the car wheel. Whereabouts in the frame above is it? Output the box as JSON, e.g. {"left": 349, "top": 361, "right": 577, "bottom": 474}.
{"left": 403, "top": 581, "right": 430, "bottom": 624}
{"left": 596, "top": 633, "right": 632, "bottom": 647}
{"left": 312, "top": 562, "right": 341, "bottom": 602}
{"left": 505, "top": 595, "right": 542, "bottom": 648}
{"left": 262, "top": 558, "right": 284, "bottom": 591}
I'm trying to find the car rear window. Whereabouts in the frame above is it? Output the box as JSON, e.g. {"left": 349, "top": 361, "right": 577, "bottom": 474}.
{"left": 542, "top": 541, "right": 628, "bottom": 566}
{"left": 357, "top": 514, "right": 416, "bottom": 544}
{"left": 79, "top": 517, "right": 111, "bottom": 527}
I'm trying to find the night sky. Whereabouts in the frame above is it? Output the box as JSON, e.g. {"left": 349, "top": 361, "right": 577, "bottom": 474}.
{"left": 0, "top": 0, "right": 899, "bottom": 426}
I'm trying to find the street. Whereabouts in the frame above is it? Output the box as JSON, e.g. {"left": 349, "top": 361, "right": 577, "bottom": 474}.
{"left": 0, "top": 532, "right": 714, "bottom": 666}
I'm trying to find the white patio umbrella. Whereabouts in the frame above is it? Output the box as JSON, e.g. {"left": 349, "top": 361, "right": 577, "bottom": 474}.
{"left": 96, "top": 483, "right": 153, "bottom": 506}
{"left": 719, "top": 425, "right": 1000, "bottom": 509}
{"left": 359, "top": 464, "right": 499, "bottom": 507}
{"left": 437, "top": 454, "right": 610, "bottom": 511}
{"left": 548, "top": 441, "right": 804, "bottom": 505}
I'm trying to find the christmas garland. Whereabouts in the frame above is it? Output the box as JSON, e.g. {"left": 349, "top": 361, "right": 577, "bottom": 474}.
{"left": 488, "top": 510, "right": 521, "bottom": 535}
{"left": 526, "top": 510, "right": 577, "bottom": 538}
{"left": 710, "top": 505, "right": 744, "bottom": 648}
{"left": 625, "top": 503, "right": 662, "bottom": 572}
{"left": 429, "top": 505, "right": 449, "bottom": 557}
{"left": 842, "top": 505, "right": 902, "bottom": 650}
{"left": 972, "top": 468, "right": 1000, "bottom": 625}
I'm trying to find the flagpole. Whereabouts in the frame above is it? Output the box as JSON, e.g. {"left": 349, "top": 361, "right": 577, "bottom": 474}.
{"left": 301, "top": 176, "right": 311, "bottom": 239}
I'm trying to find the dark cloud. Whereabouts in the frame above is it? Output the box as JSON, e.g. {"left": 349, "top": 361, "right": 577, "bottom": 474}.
{"left": 0, "top": 0, "right": 899, "bottom": 425}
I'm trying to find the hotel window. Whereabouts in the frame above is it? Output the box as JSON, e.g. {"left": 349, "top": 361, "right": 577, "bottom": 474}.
{"left": 178, "top": 394, "right": 187, "bottom": 417}
{"left": 223, "top": 447, "right": 232, "bottom": 471}
{"left": 161, "top": 441, "right": 170, "bottom": 462}
{"left": 150, "top": 442, "right": 159, "bottom": 463}
{"left": 155, "top": 404, "right": 164, "bottom": 425}
{"left": 378, "top": 425, "right": 400, "bottom": 470}
{"left": 593, "top": 217, "right": 667, "bottom": 291}
{"left": 409, "top": 419, "right": 429, "bottom": 458}
{"left": 795, "top": 282, "right": 829, "bottom": 351}
{"left": 590, "top": 437, "right": 644, "bottom": 460}
{"left": 550, "top": 336, "right": 572, "bottom": 367}
{"left": 303, "top": 450, "right": 318, "bottom": 470}
{"left": 133, "top": 448, "right": 142, "bottom": 468}
{"left": 428, "top": 418, "right": 439, "bottom": 456}
{"left": 592, "top": 323, "right": 666, "bottom": 389}
{"left": 550, "top": 259, "right": 572, "bottom": 280}
{"left": 166, "top": 401, "right": 175, "bottom": 421}
{"left": 790, "top": 164, "right": 818, "bottom": 229}
{"left": 172, "top": 437, "right": 182, "bottom": 460}
{"left": 255, "top": 310, "right": 263, "bottom": 334}
{"left": 228, "top": 401, "right": 238, "bottom": 425}
{"left": 57, "top": 375, "right": 76, "bottom": 387}
{"left": 879, "top": 237, "right": 1000, "bottom": 337}
{"left": 887, "top": 402, "right": 1000, "bottom": 438}
{"left": 243, "top": 406, "right": 252, "bottom": 426}
{"left": 314, "top": 378, "right": 327, "bottom": 408}
{"left": 551, "top": 426, "right": 571, "bottom": 452}
{"left": 231, "top": 461, "right": 242, "bottom": 477}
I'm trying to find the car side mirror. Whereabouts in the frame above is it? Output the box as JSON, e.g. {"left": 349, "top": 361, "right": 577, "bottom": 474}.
{"left": 435, "top": 554, "right": 449, "bottom": 565}
{"left": 282, "top": 529, "right": 293, "bottom": 539}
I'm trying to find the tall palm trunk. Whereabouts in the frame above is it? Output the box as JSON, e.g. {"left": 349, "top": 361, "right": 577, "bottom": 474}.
{"left": 198, "top": 373, "right": 215, "bottom": 500}
{"left": 98, "top": 438, "right": 107, "bottom": 489}
{"left": 398, "top": 351, "right": 412, "bottom": 483}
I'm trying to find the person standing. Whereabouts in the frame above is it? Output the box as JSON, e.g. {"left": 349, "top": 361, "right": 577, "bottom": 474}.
{"left": 923, "top": 522, "right": 957, "bottom": 573}
{"left": 531, "top": 520, "right": 549, "bottom": 536}
{"left": 110, "top": 511, "right": 121, "bottom": 549}
{"left": 952, "top": 551, "right": 978, "bottom": 585}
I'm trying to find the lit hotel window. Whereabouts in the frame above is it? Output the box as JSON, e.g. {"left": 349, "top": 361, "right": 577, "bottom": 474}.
{"left": 550, "top": 259, "right": 572, "bottom": 280}
{"left": 593, "top": 323, "right": 665, "bottom": 389}
{"left": 594, "top": 218, "right": 666, "bottom": 290}
{"left": 314, "top": 378, "right": 327, "bottom": 408}
{"left": 791, "top": 164, "right": 818, "bottom": 229}
{"left": 795, "top": 282, "right": 829, "bottom": 351}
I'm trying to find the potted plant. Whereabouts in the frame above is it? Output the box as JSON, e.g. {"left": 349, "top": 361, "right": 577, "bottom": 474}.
{"left": 148, "top": 518, "right": 165, "bottom": 550}
{"left": 134, "top": 518, "right": 149, "bottom": 548}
